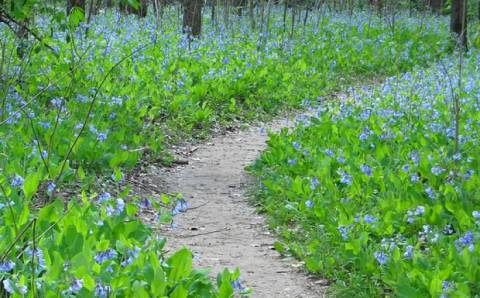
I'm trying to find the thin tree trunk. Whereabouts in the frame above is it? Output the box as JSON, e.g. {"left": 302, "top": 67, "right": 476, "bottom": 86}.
{"left": 183, "top": 0, "right": 203, "bottom": 36}
{"left": 211, "top": 0, "right": 216, "bottom": 25}
{"left": 249, "top": 0, "right": 255, "bottom": 29}
{"left": 224, "top": 0, "right": 229, "bottom": 29}
{"left": 450, "top": 0, "right": 467, "bottom": 48}
{"left": 290, "top": 5, "right": 296, "bottom": 37}
{"left": 283, "top": 0, "right": 288, "bottom": 32}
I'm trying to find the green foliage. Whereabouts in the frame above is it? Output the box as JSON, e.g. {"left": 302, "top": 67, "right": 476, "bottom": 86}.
{"left": 0, "top": 5, "right": 455, "bottom": 297}
{"left": 248, "top": 50, "right": 480, "bottom": 296}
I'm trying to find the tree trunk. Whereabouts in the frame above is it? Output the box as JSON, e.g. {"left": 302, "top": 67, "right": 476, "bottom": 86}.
{"left": 183, "top": 0, "right": 203, "bottom": 37}
{"left": 429, "top": 0, "right": 442, "bottom": 14}
{"left": 67, "top": 0, "right": 86, "bottom": 15}
{"left": 450, "top": 0, "right": 467, "bottom": 48}
{"left": 211, "top": 0, "right": 216, "bottom": 24}
{"left": 248, "top": 0, "right": 255, "bottom": 29}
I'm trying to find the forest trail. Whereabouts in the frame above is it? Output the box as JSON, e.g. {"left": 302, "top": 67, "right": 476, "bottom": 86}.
{"left": 145, "top": 111, "right": 326, "bottom": 297}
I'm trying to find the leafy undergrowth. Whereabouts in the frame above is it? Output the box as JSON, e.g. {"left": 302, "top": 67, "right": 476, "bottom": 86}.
{"left": 0, "top": 7, "right": 453, "bottom": 297}
{"left": 249, "top": 51, "right": 480, "bottom": 297}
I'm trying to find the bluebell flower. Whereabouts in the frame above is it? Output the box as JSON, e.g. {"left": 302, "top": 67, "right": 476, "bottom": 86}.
{"left": 116, "top": 199, "right": 125, "bottom": 214}
{"left": 106, "top": 205, "right": 114, "bottom": 217}
{"left": 287, "top": 159, "right": 297, "bottom": 165}
{"left": 454, "top": 231, "right": 474, "bottom": 251}
{"left": 442, "top": 280, "right": 451, "bottom": 292}
{"left": 404, "top": 245, "right": 414, "bottom": 259}
{"left": 94, "top": 249, "right": 117, "bottom": 264}
{"left": 401, "top": 164, "right": 410, "bottom": 172}
{"left": 310, "top": 177, "right": 319, "bottom": 190}
{"left": 325, "top": 148, "right": 334, "bottom": 157}
{"left": 25, "top": 248, "right": 46, "bottom": 270}
{"left": 414, "top": 206, "right": 425, "bottom": 216}
{"left": 409, "top": 151, "right": 420, "bottom": 164}
{"left": 410, "top": 173, "right": 420, "bottom": 183}
{"left": 98, "top": 192, "right": 111, "bottom": 203}
{"left": 360, "top": 164, "right": 372, "bottom": 177}
{"left": 47, "top": 182, "right": 56, "bottom": 194}
{"left": 2, "top": 279, "right": 14, "bottom": 294}
{"left": 231, "top": 277, "right": 245, "bottom": 292}
{"left": 425, "top": 187, "right": 436, "bottom": 200}
{"left": 337, "top": 225, "right": 349, "bottom": 240}
{"left": 337, "top": 169, "right": 352, "bottom": 186}
{"left": 464, "top": 169, "right": 474, "bottom": 180}
{"left": 139, "top": 198, "right": 152, "bottom": 209}
{"left": 359, "top": 127, "right": 371, "bottom": 141}
{"left": 0, "top": 260, "right": 15, "bottom": 272}
{"left": 95, "top": 281, "right": 111, "bottom": 297}
{"left": 172, "top": 198, "right": 189, "bottom": 215}
{"left": 373, "top": 251, "right": 388, "bottom": 265}
{"left": 305, "top": 200, "right": 314, "bottom": 208}
{"left": 67, "top": 279, "right": 83, "bottom": 293}
{"left": 364, "top": 214, "right": 376, "bottom": 224}
{"left": 97, "top": 132, "right": 108, "bottom": 142}
{"left": 337, "top": 156, "right": 346, "bottom": 163}
{"left": 473, "top": 211, "right": 480, "bottom": 218}
{"left": 292, "top": 141, "right": 301, "bottom": 150}
{"left": 431, "top": 165, "right": 445, "bottom": 176}
{"left": 11, "top": 175, "right": 24, "bottom": 187}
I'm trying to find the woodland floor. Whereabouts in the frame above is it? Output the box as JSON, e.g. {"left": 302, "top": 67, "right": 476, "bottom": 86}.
{"left": 134, "top": 110, "right": 328, "bottom": 297}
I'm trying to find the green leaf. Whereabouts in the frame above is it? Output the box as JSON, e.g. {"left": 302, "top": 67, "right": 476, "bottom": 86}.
{"left": 167, "top": 248, "right": 192, "bottom": 285}
{"left": 23, "top": 172, "right": 40, "bottom": 200}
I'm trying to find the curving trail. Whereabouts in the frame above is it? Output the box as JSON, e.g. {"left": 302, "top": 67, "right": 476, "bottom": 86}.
{"left": 147, "top": 113, "right": 326, "bottom": 297}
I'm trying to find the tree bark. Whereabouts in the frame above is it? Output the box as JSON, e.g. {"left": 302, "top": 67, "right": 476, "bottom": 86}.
{"left": 429, "top": 0, "right": 443, "bottom": 14}
{"left": 183, "top": 0, "right": 203, "bottom": 37}
{"left": 450, "top": 0, "right": 467, "bottom": 48}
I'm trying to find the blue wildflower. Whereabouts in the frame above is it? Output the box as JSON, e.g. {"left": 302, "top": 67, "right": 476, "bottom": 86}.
{"left": 47, "top": 181, "right": 56, "bottom": 194}
{"left": 2, "top": 279, "right": 14, "bottom": 294}
{"left": 360, "top": 164, "right": 372, "bottom": 177}
{"left": 305, "top": 200, "right": 314, "bottom": 208}
{"left": 292, "top": 141, "right": 301, "bottom": 150}
{"left": 116, "top": 199, "right": 125, "bottom": 214}
{"left": 94, "top": 249, "right": 117, "bottom": 264}
{"left": 373, "top": 251, "right": 388, "bottom": 265}
{"left": 325, "top": 148, "right": 334, "bottom": 157}
{"left": 364, "top": 214, "right": 376, "bottom": 224}
{"left": 414, "top": 206, "right": 425, "bottom": 216}
{"left": 404, "top": 245, "right": 414, "bottom": 259}
{"left": 0, "top": 260, "right": 15, "bottom": 272}
{"left": 172, "top": 198, "right": 189, "bottom": 215}
{"left": 139, "top": 198, "right": 152, "bottom": 209}
{"left": 431, "top": 165, "right": 445, "bottom": 176}
{"left": 95, "top": 281, "right": 111, "bottom": 298}
{"left": 288, "top": 159, "right": 297, "bottom": 165}
{"left": 425, "top": 187, "right": 436, "bottom": 200}
{"left": 11, "top": 175, "right": 24, "bottom": 187}
{"left": 97, "top": 132, "right": 108, "bottom": 142}
{"left": 231, "top": 277, "right": 245, "bottom": 292}
{"left": 454, "top": 231, "right": 474, "bottom": 251}
{"left": 98, "top": 192, "right": 111, "bottom": 203}
{"left": 310, "top": 177, "right": 319, "bottom": 190}
{"left": 410, "top": 173, "right": 419, "bottom": 183}
{"left": 338, "top": 225, "right": 349, "bottom": 240}
{"left": 337, "top": 169, "right": 352, "bottom": 186}
{"left": 67, "top": 279, "right": 83, "bottom": 293}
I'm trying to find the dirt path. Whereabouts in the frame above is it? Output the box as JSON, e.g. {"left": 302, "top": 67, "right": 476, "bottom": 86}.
{"left": 143, "top": 112, "right": 326, "bottom": 297}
